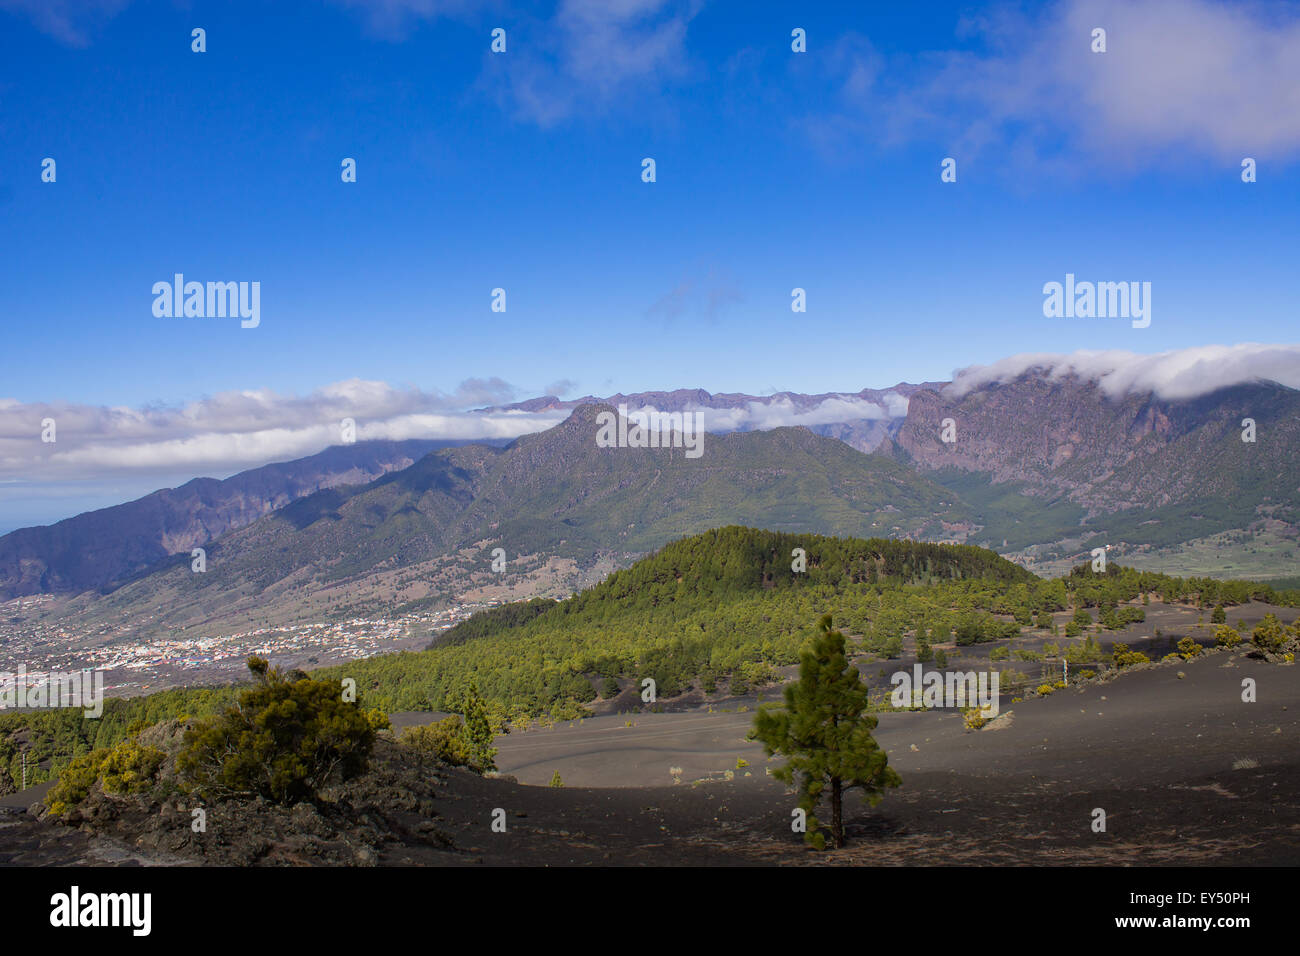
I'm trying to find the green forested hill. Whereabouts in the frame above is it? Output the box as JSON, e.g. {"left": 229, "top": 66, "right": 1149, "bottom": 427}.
{"left": 321, "top": 527, "right": 1298, "bottom": 723}
{"left": 446, "top": 525, "right": 1034, "bottom": 637}
{"left": 322, "top": 528, "right": 1037, "bottom": 719}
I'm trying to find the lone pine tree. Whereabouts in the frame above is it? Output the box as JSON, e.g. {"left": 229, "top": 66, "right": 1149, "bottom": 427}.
{"left": 752, "top": 614, "right": 901, "bottom": 850}
{"left": 457, "top": 681, "right": 498, "bottom": 773}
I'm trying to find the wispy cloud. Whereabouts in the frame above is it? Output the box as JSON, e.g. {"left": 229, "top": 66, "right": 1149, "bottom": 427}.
{"left": 484, "top": 0, "right": 700, "bottom": 126}
{"left": 0, "top": 0, "right": 493, "bottom": 46}
{"left": 646, "top": 263, "right": 743, "bottom": 324}
{"left": 0, "top": 0, "right": 130, "bottom": 46}
{"left": 328, "top": 0, "right": 701, "bottom": 124}
{"left": 807, "top": 0, "right": 1300, "bottom": 173}
{"left": 329, "top": 0, "right": 491, "bottom": 39}
{"left": 545, "top": 378, "right": 578, "bottom": 397}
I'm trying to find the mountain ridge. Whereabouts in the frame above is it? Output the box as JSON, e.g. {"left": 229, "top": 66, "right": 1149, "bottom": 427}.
{"left": 0, "top": 439, "right": 496, "bottom": 599}
{"left": 33, "top": 405, "right": 970, "bottom": 637}
{"left": 8, "top": 369, "right": 1300, "bottom": 607}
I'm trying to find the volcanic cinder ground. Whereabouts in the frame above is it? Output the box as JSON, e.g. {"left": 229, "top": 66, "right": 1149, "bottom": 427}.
{"left": 4, "top": 604, "right": 1297, "bottom": 866}
{"left": 387, "top": 603, "right": 1299, "bottom": 866}
{"left": 439, "top": 651, "right": 1296, "bottom": 866}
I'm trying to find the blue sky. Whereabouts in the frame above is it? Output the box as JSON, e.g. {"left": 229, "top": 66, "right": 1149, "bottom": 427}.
{"left": 2, "top": 0, "right": 1299, "bottom": 526}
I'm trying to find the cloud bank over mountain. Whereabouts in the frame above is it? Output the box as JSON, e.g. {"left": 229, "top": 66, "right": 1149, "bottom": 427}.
{"left": 946, "top": 344, "right": 1300, "bottom": 401}
{"left": 0, "top": 387, "right": 910, "bottom": 486}
{"left": 4, "top": 343, "right": 1297, "bottom": 529}
{"left": 697, "top": 393, "right": 910, "bottom": 431}
{"left": 7, "top": 345, "right": 1298, "bottom": 485}
{"left": 0, "top": 378, "right": 559, "bottom": 483}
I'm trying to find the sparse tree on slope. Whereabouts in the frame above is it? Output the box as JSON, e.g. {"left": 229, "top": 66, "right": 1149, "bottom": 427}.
{"left": 456, "top": 682, "right": 498, "bottom": 773}
{"left": 751, "top": 615, "right": 901, "bottom": 850}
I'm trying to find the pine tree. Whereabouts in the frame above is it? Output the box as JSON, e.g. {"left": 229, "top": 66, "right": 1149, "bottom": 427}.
{"left": 457, "top": 682, "right": 498, "bottom": 773}
{"left": 751, "top": 615, "right": 901, "bottom": 849}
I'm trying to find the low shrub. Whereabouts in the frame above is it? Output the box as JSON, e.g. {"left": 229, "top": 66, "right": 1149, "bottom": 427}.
{"left": 45, "top": 736, "right": 165, "bottom": 816}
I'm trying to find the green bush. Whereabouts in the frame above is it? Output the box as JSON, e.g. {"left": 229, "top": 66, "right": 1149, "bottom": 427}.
{"left": 99, "top": 738, "right": 166, "bottom": 795}
{"left": 176, "top": 658, "right": 380, "bottom": 805}
{"left": 1064, "top": 634, "right": 1104, "bottom": 664}
{"left": 1215, "top": 625, "right": 1242, "bottom": 648}
{"left": 1252, "top": 614, "right": 1288, "bottom": 654}
{"left": 45, "top": 736, "right": 165, "bottom": 816}
{"left": 1111, "top": 643, "right": 1151, "bottom": 668}
{"left": 400, "top": 715, "right": 473, "bottom": 767}
{"left": 1118, "top": 606, "right": 1146, "bottom": 626}
{"left": 46, "top": 749, "right": 109, "bottom": 816}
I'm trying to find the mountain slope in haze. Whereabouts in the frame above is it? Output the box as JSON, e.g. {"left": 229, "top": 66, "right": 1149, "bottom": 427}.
{"left": 894, "top": 374, "right": 1300, "bottom": 551}
{"left": 0, "top": 439, "right": 489, "bottom": 599}
{"left": 51, "top": 405, "right": 972, "bottom": 635}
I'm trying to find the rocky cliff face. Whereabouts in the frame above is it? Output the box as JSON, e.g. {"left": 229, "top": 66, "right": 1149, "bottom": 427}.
{"left": 895, "top": 373, "right": 1300, "bottom": 517}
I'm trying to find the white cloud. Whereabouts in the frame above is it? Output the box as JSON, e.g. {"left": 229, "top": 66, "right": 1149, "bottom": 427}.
{"left": 0, "top": 377, "right": 916, "bottom": 489}
{"left": 0, "top": 378, "right": 557, "bottom": 482}
{"left": 630, "top": 394, "right": 908, "bottom": 432}
{"left": 946, "top": 344, "right": 1300, "bottom": 400}
{"left": 486, "top": 0, "right": 698, "bottom": 126}
{"left": 817, "top": 0, "right": 1300, "bottom": 171}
